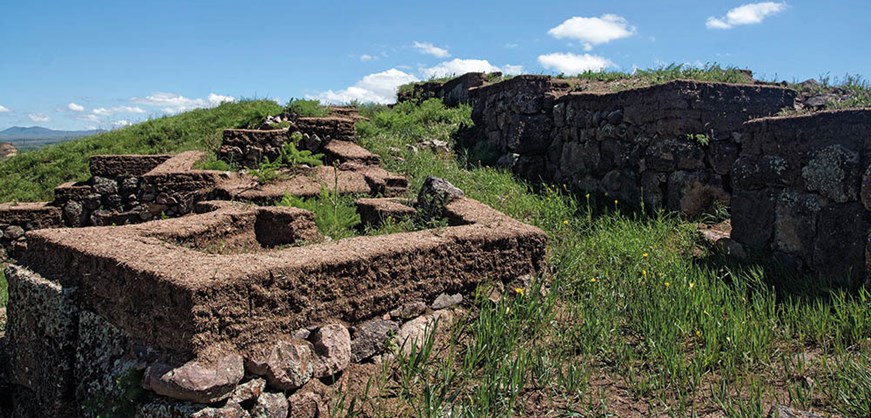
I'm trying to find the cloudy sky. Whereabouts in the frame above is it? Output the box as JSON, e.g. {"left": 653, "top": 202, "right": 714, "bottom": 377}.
{"left": 0, "top": 0, "right": 868, "bottom": 130}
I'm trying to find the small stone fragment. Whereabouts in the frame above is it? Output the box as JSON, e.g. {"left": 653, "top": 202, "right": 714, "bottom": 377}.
{"left": 389, "top": 301, "right": 426, "bottom": 320}
{"left": 431, "top": 293, "right": 462, "bottom": 310}
{"left": 91, "top": 176, "right": 118, "bottom": 195}
{"left": 251, "top": 392, "right": 289, "bottom": 418}
{"left": 228, "top": 378, "right": 265, "bottom": 404}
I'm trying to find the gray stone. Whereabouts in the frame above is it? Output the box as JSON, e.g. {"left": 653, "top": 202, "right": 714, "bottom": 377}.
{"left": 287, "top": 381, "right": 330, "bottom": 418}
{"left": 351, "top": 319, "right": 399, "bottom": 363}
{"left": 389, "top": 301, "right": 427, "bottom": 320}
{"left": 731, "top": 189, "right": 778, "bottom": 250}
{"left": 62, "top": 200, "right": 87, "bottom": 227}
{"left": 143, "top": 353, "right": 245, "bottom": 404}
{"left": 3, "top": 225, "right": 24, "bottom": 240}
{"left": 766, "top": 404, "right": 823, "bottom": 418}
{"left": 774, "top": 190, "right": 827, "bottom": 259}
{"left": 417, "top": 176, "right": 464, "bottom": 218}
{"left": 91, "top": 176, "right": 118, "bottom": 195}
{"left": 559, "top": 140, "right": 599, "bottom": 178}
{"left": 862, "top": 165, "right": 871, "bottom": 211}
{"left": 431, "top": 293, "right": 463, "bottom": 310}
{"left": 707, "top": 140, "right": 739, "bottom": 175}
{"left": 644, "top": 138, "right": 705, "bottom": 172}
{"left": 311, "top": 324, "right": 352, "bottom": 378}
{"left": 121, "top": 177, "right": 139, "bottom": 191}
{"left": 244, "top": 339, "right": 313, "bottom": 391}
{"left": 228, "top": 378, "right": 265, "bottom": 404}
{"left": 4, "top": 265, "right": 78, "bottom": 417}
{"left": 398, "top": 310, "right": 454, "bottom": 355}
{"left": 83, "top": 193, "right": 102, "bottom": 210}
{"left": 137, "top": 400, "right": 250, "bottom": 418}
{"left": 251, "top": 392, "right": 289, "bottom": 418}
{"left": 813, "top": 203, "right": 867, "bottom": 288}
{"left": 801, "top": 144, "right": 860, "bottom": 203}
{"left": 606, "top": 109, "right": 623, "bottom": 125}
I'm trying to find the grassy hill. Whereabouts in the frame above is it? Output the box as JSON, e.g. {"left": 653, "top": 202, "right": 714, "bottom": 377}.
{"left": 0, "top": 100, "right": 280, "bottom": 203}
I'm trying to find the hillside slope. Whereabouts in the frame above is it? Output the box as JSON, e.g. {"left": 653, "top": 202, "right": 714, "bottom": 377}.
{"left": 0, "top": 100, "right": 280, "bottom": 202}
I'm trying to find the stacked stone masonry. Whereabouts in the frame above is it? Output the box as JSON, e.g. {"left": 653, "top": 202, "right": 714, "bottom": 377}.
{"left": 731, "top": 109, "right": 871, "bottom": 288}
{"left": 2, "top": 193, "right": 546, "bottom": 416}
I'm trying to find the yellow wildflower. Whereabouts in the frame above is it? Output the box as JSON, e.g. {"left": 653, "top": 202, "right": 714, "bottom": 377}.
{"left": 585, "top": 193, "right": 590, "bottom": 199}
{"left": 514, "top": 287, "right": 524, "bottom": 295}
{"left": 689, "top": 281, "right": 695, "bottom": 289}
{"left": 664, "top": 281, "right": 671, "bottom": 288}
{"left": 695, "top": 330, "right": 701, "bottom": 337}
{"left": 642, "top": 270, "right": 648, "bottom": 278}
{"left": 614, "top": 199, "right": 619, "bottom": 205}
{"left": 642, "top": 252, "right": 649, "bottom": 258}
{"left": 563, "top": 220, "right": 569, "bottom": 225}
{"left": 590, "top": 277, "right": 597, "bottom": 283}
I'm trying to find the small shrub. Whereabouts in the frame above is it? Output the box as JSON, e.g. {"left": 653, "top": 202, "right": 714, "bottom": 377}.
{"left": 277, "top": 184, "right": 361, "bottom": 240}
{"left": 285, "top": 99, "right": 331, "bottom": 117}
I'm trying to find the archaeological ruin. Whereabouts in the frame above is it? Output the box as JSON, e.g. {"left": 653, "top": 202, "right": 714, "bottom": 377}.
{"left": 1, "top": 72, "right": 870, "bottom": 417}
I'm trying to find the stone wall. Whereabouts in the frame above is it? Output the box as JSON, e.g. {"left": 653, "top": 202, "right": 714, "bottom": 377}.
{"left": 0, "top": 202, "right": 62, "bottom": 259}
{"left": 1, "top": 181, "right": 547, "bottom": 416}
{"left": 470, "top": 78, "right": 796, "bottom": 216}
{"left": 731, "top": 109, "right": 871, "bottom": 288}
{"left": 398, "top": 72, "right": 499, "bottom": 106}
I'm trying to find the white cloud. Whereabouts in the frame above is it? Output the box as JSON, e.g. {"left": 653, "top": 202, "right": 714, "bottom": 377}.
{"left": 79, "top": 114, "right": 100, "bottom": 123}
{"left": 310, "top": 68, "right": 419, "bottom": 104}
{"left": 131, "top": 92, "right": 236, "bottom": 114}
{"left": 28, "top": 113, "right": 50, "bottom": 123}
{"left": 502, "top": 65, "right": 525, "bottom": 75}
{"left": 537, "top": 52, "right": 614, "bottom": 75}
{"left": 412, "top": 41, "right": 450, "bottom": 58}
{"left": 706, "top": 2, "right": 787, "bottom": 29}
{"left": 0, "top": 105, "right": 8, "bottom": 113}
{"left": 504, "top": 43, "right": 519, "bottom": 49}
{"left": 421, "top": 59, "right": 501, "bottom": 79}
{"left": 67, "top": 102, "right": 85, "bottom": 112}
{"left": 360, "top": 54, "right": 376, "bottom": 62}
{"left": 547, "top": 14, "right": 636, "bottom": 50}
{"left": 92, "top": 106, "right": 146, "bottom": 116}
{"left": 113, "top": 120, "right": 133, "bottom": 128}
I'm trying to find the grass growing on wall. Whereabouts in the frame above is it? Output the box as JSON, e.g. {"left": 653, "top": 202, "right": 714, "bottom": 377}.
{"left": 0, "top": 268, "right": 7, "bottom": 308}
{"left": 0, "top": 99, "right": 281, "bottom": 203}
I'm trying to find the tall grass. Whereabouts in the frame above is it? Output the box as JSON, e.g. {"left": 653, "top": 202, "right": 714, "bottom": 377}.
{"left": 350, "top": 99, "right": 871, "bottom": 416}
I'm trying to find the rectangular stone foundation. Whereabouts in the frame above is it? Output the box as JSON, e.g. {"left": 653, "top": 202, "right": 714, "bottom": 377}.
{"left": 19, "top": 197, "right": 546, "bottom": 357}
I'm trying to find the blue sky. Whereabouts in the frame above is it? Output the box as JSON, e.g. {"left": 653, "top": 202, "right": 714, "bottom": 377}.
{"left": 0, "top": 0, "right": 868, "bottom": 130}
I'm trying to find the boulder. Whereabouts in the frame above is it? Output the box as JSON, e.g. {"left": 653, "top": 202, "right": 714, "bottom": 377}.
{"left": 416, "top": 176, "right": 464, "bottom": 218}
{"left": 311, "top": 324, "right": 352, "bottom": 378}
{"left": 244, "top": 340, "right": 313, "bottom": 391}
{"left": 388, "top": 301, "right": 427, "bottom": 320}
{"left": 431, "top": 293, "right": 463, "bottom": 310}
{"left": 143, "top": 353, "right": 245, "bottom": 404}
{"left": 251, "top": 392, "right": 289, "bottom": 418}
{"left": 350, "top": 319, "right": 399, "bottom": 363}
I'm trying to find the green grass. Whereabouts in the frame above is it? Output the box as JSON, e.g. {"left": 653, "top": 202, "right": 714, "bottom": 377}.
{"left": 341, "top": 99, "right": 871, "bottom": 417}
{"left": 277, "top": 187, "right": 362, "bottom": 241}
{"left": 0, "top": 99, "right": 281, "bottom": 202}
{"left": 0, "top": 268, "right": 7, "bottom": 308}
{"left": 285, "top": 98, "right": 331, "bottom": 117}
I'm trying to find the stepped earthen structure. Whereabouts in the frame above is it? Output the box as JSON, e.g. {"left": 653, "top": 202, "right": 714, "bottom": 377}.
{"left": 0, "top": 109, "right": 547, "bottom": 416}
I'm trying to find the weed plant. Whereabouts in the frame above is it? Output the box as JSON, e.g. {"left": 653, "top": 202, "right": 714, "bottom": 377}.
{"left": 285, "top": 98, "right": 331, "bottom": 117}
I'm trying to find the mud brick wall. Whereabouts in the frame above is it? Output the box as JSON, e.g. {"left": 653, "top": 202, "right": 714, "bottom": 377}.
{"left": 398, "top": 72, "right": 498, "bottom": 106}
{"left": 471, "top": 78, "right": 795, "bottom": 216}
{"left": 731, "top": 109, "right": 871, "bottom": 288}
{"left": 221, "top": 117, "right": 357, "bottom": 168}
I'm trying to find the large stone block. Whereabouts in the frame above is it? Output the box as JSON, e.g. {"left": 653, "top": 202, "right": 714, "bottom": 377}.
{"left": 3, "top": 265, "right": 78, "bottom": 417}
{"left": 731, "top": 189, "right": 778, "bottom": 250}
{"left": 774, "top": 190, "right": 827, "bottom": 260}
{"left": 800, "top": 144, "right": 860, "bottom": 203}
{"left": 812, "top": 203, "right": 868, "bottom": 288}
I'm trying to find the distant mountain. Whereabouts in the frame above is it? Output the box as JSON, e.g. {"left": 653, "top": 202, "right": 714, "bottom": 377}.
{"left": 0, "top": 126, "right": 104, "bottom": 140}
{"left": 0, "top": 126, "right": 105, "bottom": 151}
